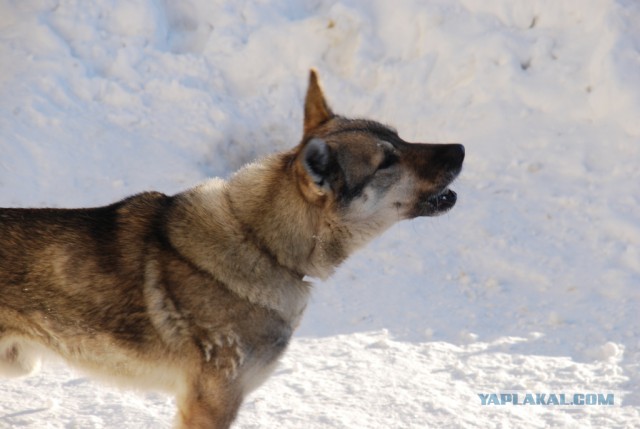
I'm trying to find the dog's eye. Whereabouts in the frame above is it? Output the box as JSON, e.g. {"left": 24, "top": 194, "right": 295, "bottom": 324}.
{"left": 378, "top": 153, "right": 398, "bottom": 170}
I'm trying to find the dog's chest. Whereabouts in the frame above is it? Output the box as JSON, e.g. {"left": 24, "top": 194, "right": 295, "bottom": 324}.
{"left": 194, "top": 316, "right": 292, "bottom": 394}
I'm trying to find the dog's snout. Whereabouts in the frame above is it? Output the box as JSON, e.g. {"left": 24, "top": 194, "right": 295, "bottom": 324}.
{"left": 439, "top": 144, "right": 465, "bottom": 169}
{"left": 453, "top": 144, "right": 465, "bottom": 159}
{"left": 403, "top": 143, "right": 465, "bottom": 180}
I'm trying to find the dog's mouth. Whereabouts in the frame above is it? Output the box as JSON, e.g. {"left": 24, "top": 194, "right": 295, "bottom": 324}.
{"left": 411, "top": 187, "right": 458, "bottom": 217}
{"left": 428, "top": 188, "right": 457, "bottom": 211}
{"left": 426, "top": 187, "right": 457, "bottom": 215}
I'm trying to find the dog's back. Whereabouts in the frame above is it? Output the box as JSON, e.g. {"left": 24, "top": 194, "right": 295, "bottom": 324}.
{"left": 0, "top": 193, "right": 172, "bottom": 379}
{"left": 1, "top": 189, "right": 295, "bottom": 414}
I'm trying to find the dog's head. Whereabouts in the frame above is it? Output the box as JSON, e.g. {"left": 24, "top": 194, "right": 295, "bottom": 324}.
{"left": 293, "top": 70, "right": 464, "bottom": 244}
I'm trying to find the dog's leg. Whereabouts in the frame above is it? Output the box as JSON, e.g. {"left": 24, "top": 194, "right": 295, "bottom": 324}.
{"left": 175, "top": 376, "right": 243, "bottom": 429}
{"left": 0, "top": 336, "right": 41, "bottom": 378}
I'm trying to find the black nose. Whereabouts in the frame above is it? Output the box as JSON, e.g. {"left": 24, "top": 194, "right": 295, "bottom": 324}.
{"left": 437, "top": 144, "right": 465, "bottom": 170}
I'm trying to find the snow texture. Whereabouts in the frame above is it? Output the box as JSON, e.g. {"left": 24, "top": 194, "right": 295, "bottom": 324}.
{"left": 1, "top": 0, "right": 639, "bottom": 427}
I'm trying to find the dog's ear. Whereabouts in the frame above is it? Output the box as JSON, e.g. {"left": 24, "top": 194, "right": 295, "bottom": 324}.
{"left": 301, "top": 138, "right": 332, "bottom": 190}
{"left": 304, "top": 69, "right": 334, "bottom": 136}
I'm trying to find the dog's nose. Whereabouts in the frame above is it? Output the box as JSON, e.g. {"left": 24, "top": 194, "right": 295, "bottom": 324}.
{"left": 438, "top": 144, "right": 465, "bottom": 169}
{"left": 454, "top": 144, "right": 465, "bottom": 159}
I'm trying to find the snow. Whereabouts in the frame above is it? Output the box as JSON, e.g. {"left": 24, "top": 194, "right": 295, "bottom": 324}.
{"left": 1, "top": 0, "right": 639, "bottom": 427}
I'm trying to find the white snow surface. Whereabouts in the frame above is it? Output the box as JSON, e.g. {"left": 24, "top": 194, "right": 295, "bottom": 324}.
{"left": 1, "top": 0, "right": 640, "bottom": 427}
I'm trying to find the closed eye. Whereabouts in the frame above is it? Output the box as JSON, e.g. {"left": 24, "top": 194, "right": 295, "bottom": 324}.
{"left": 378, "top": 153, "right": 398, "bottom": 170}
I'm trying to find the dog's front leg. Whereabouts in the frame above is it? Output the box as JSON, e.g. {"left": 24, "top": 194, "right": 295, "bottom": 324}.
{"left": 176, "top": 375, "right": 243, "bottom": 429}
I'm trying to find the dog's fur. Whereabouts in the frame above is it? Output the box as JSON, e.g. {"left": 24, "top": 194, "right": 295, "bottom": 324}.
{"left": 0, "top": 71, "right": 464, "bottom": 428}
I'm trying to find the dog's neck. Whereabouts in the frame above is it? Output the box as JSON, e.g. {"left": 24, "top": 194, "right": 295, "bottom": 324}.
{"left": 166, "top": 153, "right": 352, "bottom": 325}
{"left": 225, "top": 153, "right": 350, "bottom": 280}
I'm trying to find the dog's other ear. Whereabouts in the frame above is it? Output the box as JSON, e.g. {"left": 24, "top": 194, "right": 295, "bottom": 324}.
{"left": 304, "top": 69, "right": 334, "bottom": 136}
{"left": 301, "top": 138, "right": 331, "bottom": 189}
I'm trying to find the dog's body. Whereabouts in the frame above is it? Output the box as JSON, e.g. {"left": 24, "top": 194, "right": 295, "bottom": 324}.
{"left": 0, "top": 71, "right": 464, "bottom": 428}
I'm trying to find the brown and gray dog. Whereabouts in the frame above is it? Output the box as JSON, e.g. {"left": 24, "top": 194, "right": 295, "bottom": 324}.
{"left": 0, "top": 70, "right": 464, "bottom": 428}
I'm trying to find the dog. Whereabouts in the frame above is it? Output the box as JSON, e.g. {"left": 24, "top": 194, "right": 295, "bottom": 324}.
{"left": 0, "top": 70, "right": 464, "bottom": 428}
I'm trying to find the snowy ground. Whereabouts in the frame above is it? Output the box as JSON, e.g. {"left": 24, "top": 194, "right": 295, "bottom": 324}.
{"left": 1, "top": 0, "right": 640, "bottom": 428}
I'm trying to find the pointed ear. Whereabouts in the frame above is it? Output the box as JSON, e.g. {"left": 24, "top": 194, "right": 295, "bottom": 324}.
{"left": 304, "top": 69, "right": 334, "bottom": 136}
{"left": 301, "top": 138, "right": 331, "bottom": 188}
